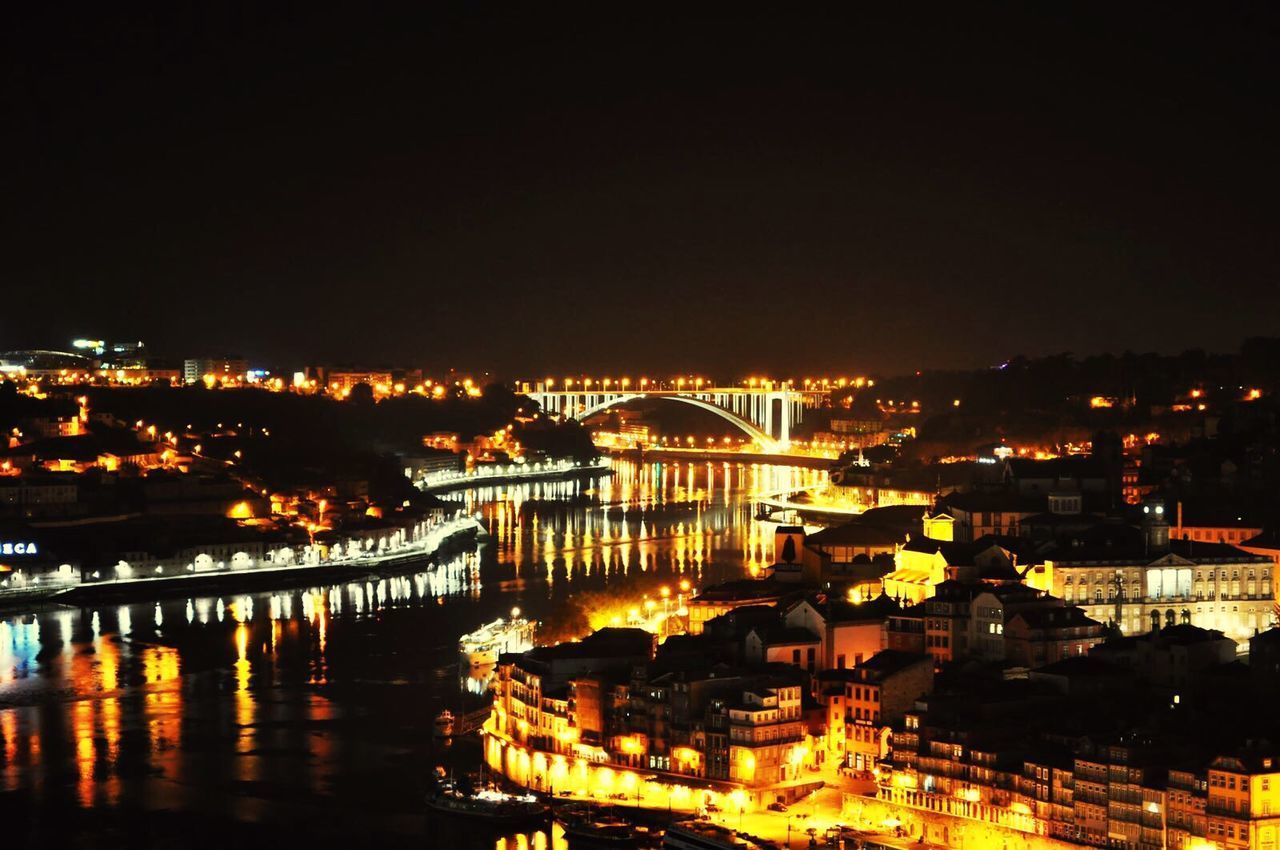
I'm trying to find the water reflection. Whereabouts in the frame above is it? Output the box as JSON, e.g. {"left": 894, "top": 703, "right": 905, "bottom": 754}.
{"left": 0, "top": 459, "right": 818, "bottom": 843}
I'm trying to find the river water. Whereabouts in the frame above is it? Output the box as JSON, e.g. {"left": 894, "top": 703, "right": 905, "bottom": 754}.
{"left": 0, "top": 459, "right": 824, "bottom": 847}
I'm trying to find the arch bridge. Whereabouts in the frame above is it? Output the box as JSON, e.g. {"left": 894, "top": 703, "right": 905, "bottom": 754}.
{"left": 520, "top": 385, "right": 826, "bottom": 448}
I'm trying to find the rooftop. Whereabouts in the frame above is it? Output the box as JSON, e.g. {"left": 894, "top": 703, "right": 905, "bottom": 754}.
{"left": 692, "top": 578, "right": 792, "bottom": 604}
{"left": 749, "top": 624, "right": 819, "bottom": 647}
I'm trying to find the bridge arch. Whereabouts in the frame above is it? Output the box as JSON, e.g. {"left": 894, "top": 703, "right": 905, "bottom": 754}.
{"left": 571, "top": 393, "right": 777, "bottom": 448}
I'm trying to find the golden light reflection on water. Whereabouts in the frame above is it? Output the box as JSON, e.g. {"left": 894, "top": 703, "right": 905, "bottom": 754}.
{"left": 460, "top": 458, "right": 824, "bottom": 588}
{"left": 0, "top": 459, "right": 815, "bottom": 829}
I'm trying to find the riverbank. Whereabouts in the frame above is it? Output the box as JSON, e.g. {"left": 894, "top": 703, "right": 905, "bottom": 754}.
{"left": 606, "top": 447, "right": 836, "bottom": 470}
{"left": 419, "top": 457, "right": 613, "bottom": 493}
{"left": 0, "top": 516, "right": 484, "bottom": 612}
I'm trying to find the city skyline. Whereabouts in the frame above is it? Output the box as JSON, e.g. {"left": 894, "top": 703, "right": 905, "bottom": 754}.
{"left": 6, "top": 7, "right": 1280, "bottom": 848}
{"left": 7, "top": 6, "right": 1280, "bottom": 374}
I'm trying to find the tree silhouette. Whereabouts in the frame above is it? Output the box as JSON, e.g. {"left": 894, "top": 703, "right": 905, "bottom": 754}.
{"left": 780, "top": 535, "right": 797, "bottom": 564}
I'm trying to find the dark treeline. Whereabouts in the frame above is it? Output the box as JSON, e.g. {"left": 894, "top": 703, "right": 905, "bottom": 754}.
{"left": 861, "top": 338, "right": 1280, "bottom": 417}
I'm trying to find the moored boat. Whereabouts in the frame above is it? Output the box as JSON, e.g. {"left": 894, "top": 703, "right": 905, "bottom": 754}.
{"left": 459, "top": 608, "right": 537, "bottom": 666}
{"left": 663, "top": 820, "right": 780, "bottom": 850}
{"left": 434, "top": 709, "right": 455, "bottom": 738}
{"left": 425, "top": 782, "right": 549, "bottom": 824}
{"left": 557, "top": 808, "right": 660, "bottom": 847}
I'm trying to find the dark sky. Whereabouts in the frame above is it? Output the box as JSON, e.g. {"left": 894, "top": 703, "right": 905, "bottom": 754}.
{"left": 5, "top": 5, "right": 1280, "bottom": 379}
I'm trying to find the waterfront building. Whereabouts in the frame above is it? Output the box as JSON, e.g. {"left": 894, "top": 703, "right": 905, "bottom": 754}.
{"left": 721, "top": 678, "right": 808, "bottom": 788}
{"left": 491, "top": 627, "right": 656, "bottom": 760}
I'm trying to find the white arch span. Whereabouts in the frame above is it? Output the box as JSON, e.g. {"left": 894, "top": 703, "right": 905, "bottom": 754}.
{"left": 571, "top": 393, "right": 778, "bottom": 449}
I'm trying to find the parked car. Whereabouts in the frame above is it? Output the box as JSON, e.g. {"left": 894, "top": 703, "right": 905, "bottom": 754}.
{"left": 768, "top": 802, "right": 789, "bottom": 813}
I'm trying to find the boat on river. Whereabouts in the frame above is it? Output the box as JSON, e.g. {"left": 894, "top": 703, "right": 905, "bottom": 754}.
{"left": 556, "top": 807, "right": 662, "bottom": 847}
{"left": 663, "top": 821, "right": 780, "bottom": 850}
{"left": 425, "top": 781, "right": 549, "bottom": 824}
{"left": 433, "top": 709, "right": 455, "bottom": 738}
{"left": 459, "top": 608, "right": 537, "bottom": 666}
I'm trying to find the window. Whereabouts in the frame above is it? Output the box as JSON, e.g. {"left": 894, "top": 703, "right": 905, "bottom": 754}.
{"left": 837, "top": 654, "right": 846, "bottom": 669}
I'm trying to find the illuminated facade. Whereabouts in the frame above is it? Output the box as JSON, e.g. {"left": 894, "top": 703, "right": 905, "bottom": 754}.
{"left": 1030, "top": 503, "right": 1275, "bottom": 642}
{"left": 1207, "top": 753, "right": 1280, "bottom": 850}
{"left": 783, "top": 594, "right": 898, "bottom": 670}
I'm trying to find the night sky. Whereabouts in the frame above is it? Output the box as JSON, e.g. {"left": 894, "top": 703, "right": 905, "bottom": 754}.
{"left": 5, "top": 5, "right": 1280, "bottom": 378}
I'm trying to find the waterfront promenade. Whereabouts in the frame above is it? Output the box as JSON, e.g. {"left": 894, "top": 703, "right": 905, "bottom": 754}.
{"left": 480, "top": 718, "right": 1073, "bottom": 850}
{"left": 0, "top": 514, "right": 484, "bottom": 608}
{"left": 417, "top": 456, "right": 612, "bottom": 493}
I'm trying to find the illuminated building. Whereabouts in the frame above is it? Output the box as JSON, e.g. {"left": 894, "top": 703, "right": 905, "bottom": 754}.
{"left": 883, "top": 538, "right": 1019, "bottom": 604}
{"left": 1167, "top": 767, "right": 1209, "bottom": 850}
{"left": 1031, "top": 499, "right": 1275, "bottom": 641}
{"left": 322, "top": 369, "right": 393, "bottom": 395}
{"left": 182, "top": 357, "right": 248, "bottom": 385}
{"left": 1207, "top": 750, "right": 1280, "bottom": 849}
{"left": 722, "top": 680, "right": 808, "bottom": 787}
{"left": 783, "top": 593, "right": 900, "bottom": 670}
{"left": 831, "top": 650, "right": 932, "bottom": 774}
{"left": 491, "top": 628, "right": 656, "bottom": 760}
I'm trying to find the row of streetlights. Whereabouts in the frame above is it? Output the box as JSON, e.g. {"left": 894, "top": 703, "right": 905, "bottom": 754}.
{"left": 535, "top": 376, "right": 874, "bottom": 392}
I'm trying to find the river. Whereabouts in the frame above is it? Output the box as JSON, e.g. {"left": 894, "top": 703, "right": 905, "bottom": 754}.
{"left": 0, "top": 458, "right": 826, "bottom": 847}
